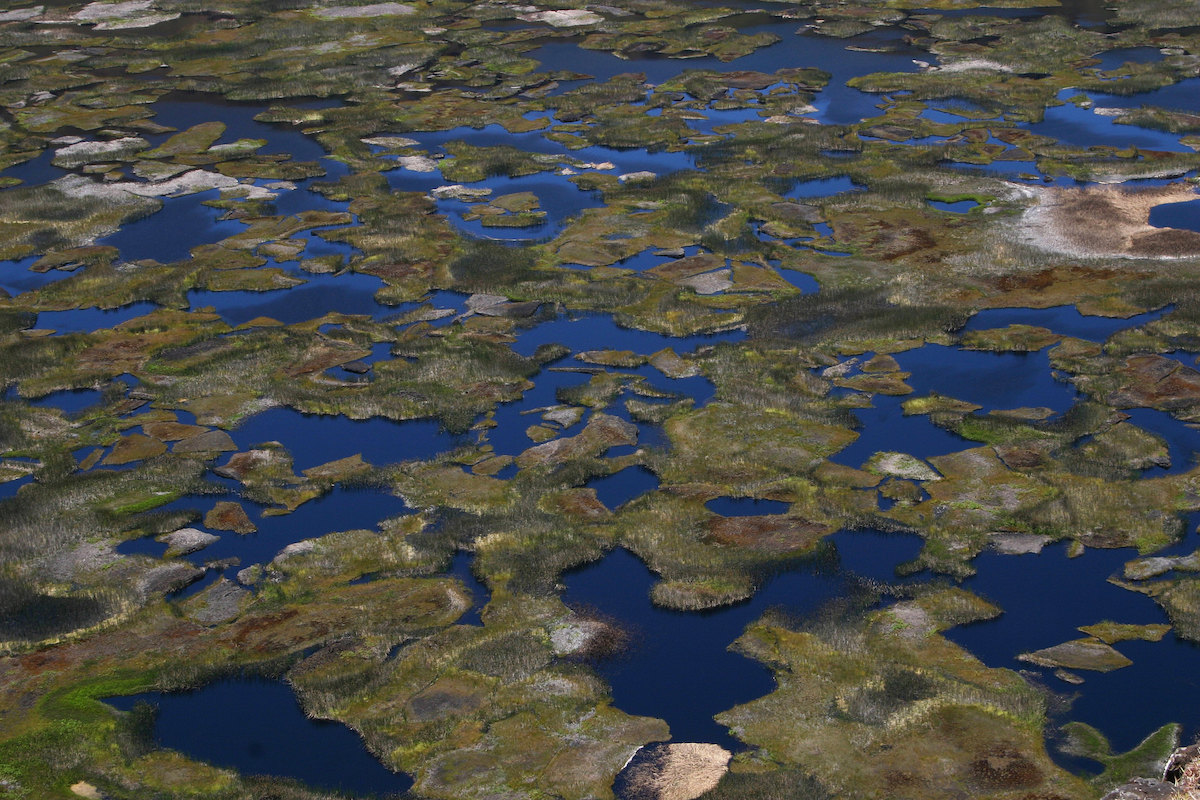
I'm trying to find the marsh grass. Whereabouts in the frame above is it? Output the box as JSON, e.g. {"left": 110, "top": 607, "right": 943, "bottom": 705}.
{"left": 747, "top": 287, "right": 969, "bottom": 346}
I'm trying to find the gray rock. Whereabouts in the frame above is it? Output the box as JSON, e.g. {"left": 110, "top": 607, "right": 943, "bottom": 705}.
{"left": 136, "top": 563, "right": 204, "bottom": 597}
{"left": 173, "top": 429, "right": 237, "bottom": 454}
{"left": 1100, "top": 778, "right": 1177, "bottom": 800}
{"left": 235, "top": 564, "right": 263, "bottom": 586}
{"left": 156, "top": 527, "right": 219, "bottom": 557}
{"left": 183, "top": 579, "right": 250, "bottom": 625}
{"left": 990, "top": 533, "right": 1053, "bottom": 555}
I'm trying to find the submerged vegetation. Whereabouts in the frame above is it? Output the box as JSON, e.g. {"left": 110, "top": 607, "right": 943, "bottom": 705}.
{"left": 2, "top": 0, "right": 1200, "bottom": 798}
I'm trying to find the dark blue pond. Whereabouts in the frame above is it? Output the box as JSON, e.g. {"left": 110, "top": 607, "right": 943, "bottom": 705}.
{"left": 430, "top": 173, "right": 605, "bottom": 241}
{"left": 530, "top": 22, "right": 921, "bottom": 125}
{"left": 149, "top": 99, "right": 332, "bottom": 162}
{"left": 0, "top": 257, "right": 71, "bottom": 296}
{"left": 785, "top": 175, "right": 860, "bottom": 199}
{"left": 1026, "top": 93, "right": 1189, "bottom": 152}
{"left": 832, "top": 394, "right": 973, "bottom": 469}
{"left": 118, "top": 485, "right": 412, "bottom": 571}
{"left": 508, "top": 312, "right": 744, "bottom": 359}
{"left": 949, "top": 539, "right": 1200, "bottom": 756}
{"left": 1093, "top": 47, "right": 1164, "bottom": 73}
{"left": 18, "top": 386, "right": 103, "bottom": 414}
{"left": 107, "top": 679, "right": 412, "bottom": 797}
{"left": 561, "top": 246, "right": 705, "bottom": 272}
{"left": 562, "top": 529, "right": 925, "bottom": 749}
{"left": 1124, "top": 407, "right": 1200, "bottom": 476}
{"left": 232, "top": 407, "right": 466, "bottom": 471}
{"left": 449, "top": 550, "right": 491, "bottom": 626}
{"left": 1089, "top": 78, "right": 1200, "bottom": 116}
{"left": 963, "top": 304, "right": 1168, "bottom": 341}
{"left": 706, "top": 497, "right": 790, "bottom": 516}
{"left": 588, "top": 465, "right": 660, "bottom": 508}
{"left": 900, "top": 344, "right": 1081, "bottom": 412}
{"left": 1148, "top": 197, "right": 1200, "bottom": 233}
{"left": 0, "top": 474, "right": 32, "bottom": 500}
{"left": 779, "top": 268, "right": 820, "bottom": 293}
{"left": 928, "top": 199, "right": 978, "bottom": 213}
{"left": 0, "top": 148, "right": 61, "bottom": 186}
{"left": 831, "top": 344, "right": 1080, "bottom": 468}
{"left": 99, "top": 190, "right": 247, "bottom": 264}
{"left": 188, "top": 271, "right": 394, "bottom": 325}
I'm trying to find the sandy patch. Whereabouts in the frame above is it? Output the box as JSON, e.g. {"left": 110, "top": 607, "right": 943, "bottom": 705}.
{"left": 621, "top": 743, "right": 731, "bottom": 800}
{"left": 73, "top": 0, "right": 178, "bottom": 28}
{"left": 1020, "top": 182, "right": 1200, "bottom": 259}
{"left": 313, "top": 2, "right": 414, "bottom": 18}
{"left": 518, "top": 9, "right": 602, "bottom": 26}
{"left": 929, "top": 58, "right": 1013, "bottom": 74}
{"left": 0, "top": 6, "right": 43, "bottom": 22}
{"left": 56, "top": 170, "right": 243, "bottom": 201}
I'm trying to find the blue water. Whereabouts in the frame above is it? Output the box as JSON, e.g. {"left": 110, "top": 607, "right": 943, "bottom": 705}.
{"left": 0, "top": 474, "right": 32, "bottom": 500}
{"left": 107, "top": 679, "right": 412, "bottom": 797}
{"left": 118, "top": 486, "right": 412, "bottom": 570}
{"left": 99, "top": 190, "right": 247, "bottom": 264}
{"left": 148, "top": 99, "right": 333, "bottom": 161}
{"left": 1027, "top": 91, "right": 1190, "bottom": 152}
{"left": 831, "top": 344, "right": 1080, "bottom": 468}
{"left": 832, "top": 393, "right": 973, "bottom": 469}
{"left": 0, "top": 256, "right": 71, "bottom": 295}
{"left": 232, "top": 407, "right": 466, "bottom": 471}
{"left": 382, "top": 123, "right": 697, "bottom": 240}
{"left": 949, "top": 540, "right": 1200, "bottom": 755}
{"left": 563, "top": 530, "right": 925, "bottom": 748}
{"left": 530, "top": 23, "right": 921, "bottom": 125}
{"left": 562, "top": 246, "right": 704, "bottom": 272}
{"left": 786, "top": 175, "right": 861, "bottom": 199}
{"left": 928, "top": 198, "right": 978, "bottom": 213}
{"left": 507, "top": 312, "right": 745, "bottom": 358}
{"left": 779, "top": 268, "right": 820, "bottom": 293}
{"left": 0, "top": 148, "right": 60, "bottom": 186}
{"left": 588, "top": 465, "right": 660, "bottom": 508}
{"left": 22, "top": 387, "right": 103, "bottom": 414}
{"left": 1149, "top": 197, "right": 1200, "bottom": 233}
{"left": 188, "top": 271, "right": 394, "bottom": 325}
{"left": 963, "top": 305, "right": 1169, "bottom": 341}
{"left": 1093, "top": 47, "right": 1164, "bottom": 73}
{"left": 449, "top": 550, "right": 491, "bottom": 626}
{"left": 901, "top": 344, "right": 1080, "bottom": 412}
{"left": 1124, "top": 407, "right": 1200, "bottom": 476}
{"left": 1089, "top": 78, "right": 1200, "bottom": 116}
{"left": 706, "top": 497, "right": 790, "bottom": 516}
{"left": 35, "top": 301, "right": 159, "bottom": 334}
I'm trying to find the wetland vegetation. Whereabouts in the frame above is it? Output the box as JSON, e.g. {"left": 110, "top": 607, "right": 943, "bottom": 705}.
{"left": 3, "top": 0, "right": 1200, "bottom": 798}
